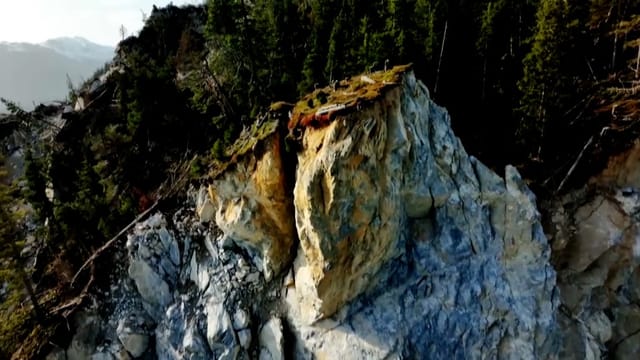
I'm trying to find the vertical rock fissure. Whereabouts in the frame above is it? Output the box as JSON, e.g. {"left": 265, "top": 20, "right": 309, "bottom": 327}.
{"left": 279, "top": 121, "right": 302, "bottom": 274}
{"left": 55, "top": 69, "right": 567, "bottom": 360}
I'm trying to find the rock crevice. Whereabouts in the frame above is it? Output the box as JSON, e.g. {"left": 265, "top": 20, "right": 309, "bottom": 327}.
{"left": 54, "top": 70, "right": 567, "bottom": 359}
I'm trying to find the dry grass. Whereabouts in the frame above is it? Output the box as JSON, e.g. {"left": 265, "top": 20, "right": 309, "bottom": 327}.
{"left": 288, "top": 64, "right": 412, "bottom": 130}
{"left": 224, "top": 119, "right": 279, "bottom": 158}
{"left": 208, "top": 117, "right": 280, "bottom": 178}
{"left": 205, "top": 64, "right": 412, "bottom": 179}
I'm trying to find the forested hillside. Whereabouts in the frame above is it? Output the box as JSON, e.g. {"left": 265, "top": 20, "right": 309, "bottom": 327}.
{"left": 112, "top": 0, "right": 640, "bottom": 190}
{"left": 2, "top": 0, "right": 640, "bottom": 357}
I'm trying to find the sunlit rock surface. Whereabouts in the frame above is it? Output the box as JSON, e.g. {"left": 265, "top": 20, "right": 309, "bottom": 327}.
{"left": 53, "top": 71, "right": 568, "bottom": 359}
{"left": 288, "top": 71, "right": 558, "bottom": 358}
{"left": 208, "top": 131, "right": 296, "bottom": 280}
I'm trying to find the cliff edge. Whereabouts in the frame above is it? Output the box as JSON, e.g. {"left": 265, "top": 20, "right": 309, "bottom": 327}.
{"left": 48, "top": 68, "right": 561, "bottom": 359}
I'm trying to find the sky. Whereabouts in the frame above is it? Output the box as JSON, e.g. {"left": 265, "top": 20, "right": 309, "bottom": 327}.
{"left": 0, "top": 0, "right": 203, "bottom": 47}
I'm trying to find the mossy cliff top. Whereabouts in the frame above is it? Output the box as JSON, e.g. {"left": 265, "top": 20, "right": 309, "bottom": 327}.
{"left": 207, "top": 64, "right": 412, "bottom": 179}
{"left": 288, "top": 64, "right": 413, "bottom": 130}
{"left": 208, "top": 117, "right": 280, "bottom": 179}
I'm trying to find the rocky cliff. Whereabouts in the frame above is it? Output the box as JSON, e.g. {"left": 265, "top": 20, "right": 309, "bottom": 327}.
{"left": 48, "top": 69, "right": 575, "bottom": 359}
{"left": 547, "top": 140, "right": 640, "bottom": 360}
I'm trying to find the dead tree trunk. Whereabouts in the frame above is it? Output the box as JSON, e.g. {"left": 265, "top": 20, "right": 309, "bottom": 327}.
{"left": 10, "top": 241, "right": 45, "bottom": 323}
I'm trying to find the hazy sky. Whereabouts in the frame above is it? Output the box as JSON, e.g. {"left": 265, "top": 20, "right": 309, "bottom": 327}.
{"left": 0, "top": 0, "right": 203, "bottom": 46}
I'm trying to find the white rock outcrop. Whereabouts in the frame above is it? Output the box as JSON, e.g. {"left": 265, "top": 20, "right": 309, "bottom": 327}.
{"left": 549, "top": 140, "right": 640, "bottom": 360}
{"left": 116, "top": 319, "right": 149, "bottom": 358}
{"left": 126, "top": 214, "right": 179, "bottom": 320}
{"left": 208, "top": 132, "right": 296, "bottom": 280}
{"left": 259, "top": 318, "right": 284, "bottom": 360}
{"left": 196, "top": 186, "right": 215, "bottom": 223}
{"left": 206, "top": 300, "right": 238, "bottom": 359}
{"left": 285, "top": 70, "right": 558, "bottom": 358}
{"left": 56, "top": 70, "right": 574, "bottom": 359}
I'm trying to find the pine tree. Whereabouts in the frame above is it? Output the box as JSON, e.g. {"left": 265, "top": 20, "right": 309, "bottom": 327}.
{"left": 604, "top": 12, "right": 640, "bottom": 119}
{"left": 0, "top": 158, "right": 44, "bottom": 324}
{"left": 299, "top": 0, "right": 336, "bottom": 93}
{"left": 477, "top": 1, "right": 507, "bottom": 99}
{"left": 357, "top": 14, "right": 388, "bottom": 70}
{"left": 518, "top": 0, "right": 572, "bottom": 159}
{"left": 386, "top": 0, "right": 413, "bottom": 62}
{"left": 414, "top": 0, "right": 440, "bottom": 64}
{"left": 24, "top": 150, "right": 51, "bottom": 222}
{"left": 326, "top": 5, "right": 349, "bottom": 81}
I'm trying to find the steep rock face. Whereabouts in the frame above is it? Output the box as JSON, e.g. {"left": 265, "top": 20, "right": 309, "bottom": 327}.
{"left": 292, "top": 92, "right": 406, "bottom": 322}
{"left": 53, "top": 70, "right": 563, "bottom": 359}
{"left": 208, "top": 132, "right": 296, "bottom": 279}
{"left": 50, "top": 208, "right": 276, "bottom": 360}
{"left": 126, "top": 214, "right": 180, "bottom": 320}
{"left": 288, "top": 71, "right": 558, "bottom": 357}
{"left": 549, "top": 140, "right": 640, "bottom": 359}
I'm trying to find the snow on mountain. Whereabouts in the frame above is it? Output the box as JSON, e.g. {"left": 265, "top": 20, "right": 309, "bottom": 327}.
{"left": 40, "top": 37, "right": 114, "bottom": 63}
{"left": 0, "top": 37, "right": 115, "bottom": 112}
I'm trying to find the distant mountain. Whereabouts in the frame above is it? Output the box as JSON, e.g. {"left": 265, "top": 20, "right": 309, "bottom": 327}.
{"left": 0, "top": 37, "right": 114, "bottom": 112}
{"left": 41, "top": 36, "right": 115, "bottom": 63}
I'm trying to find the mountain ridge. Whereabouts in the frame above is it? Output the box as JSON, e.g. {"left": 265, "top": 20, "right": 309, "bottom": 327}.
{"left": 40, "top": 36, "right": 114, "bottom": 62}
{"left": 0, "top": 37, "right": 114, "bottom": 112}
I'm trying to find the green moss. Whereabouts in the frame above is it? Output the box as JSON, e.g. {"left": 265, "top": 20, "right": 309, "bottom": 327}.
{"left": 289, "top": 64, "right": 412, "bottom": 130}
{"left": 0, "top": 287, "right": 61, "bottom": 359}
{"left": 269, "top": 101, "right": 295, "bottom": 113}
{"left": 206, "top": 64, "right": 412, "bottom": 179}
{"left": 208, "top": 118, "right": 280, "bottom": 178}
{"left": 224, "top": 119, "right": 279, "bottom": 158}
